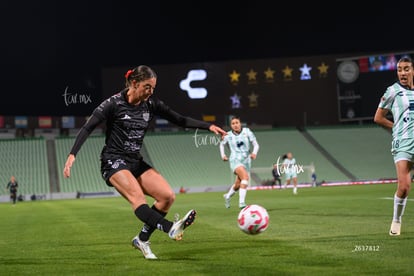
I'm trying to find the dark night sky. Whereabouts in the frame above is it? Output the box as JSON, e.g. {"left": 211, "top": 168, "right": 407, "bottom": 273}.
{"left": 0, "top": 0, "right": 409, "bottom": 113}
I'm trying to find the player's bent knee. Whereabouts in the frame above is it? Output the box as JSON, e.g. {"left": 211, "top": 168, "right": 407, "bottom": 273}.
{"left": 398, "top": 184, "right": 411, "bottom": 197}
{"left": 167, "top": 191, "right": 176, "bottom": 203}
{"left": 159, "top": 190, "right": 176, "bottom": 206}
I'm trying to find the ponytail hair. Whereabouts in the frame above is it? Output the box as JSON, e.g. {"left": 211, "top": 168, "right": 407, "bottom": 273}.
{"left": 124, "top": 65, "right": 157, "bottom": 87}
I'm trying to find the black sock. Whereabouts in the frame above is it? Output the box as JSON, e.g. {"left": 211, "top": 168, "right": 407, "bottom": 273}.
{"left": 134, "top": 204, "right": 173, "bottom": 235}
{"left": 139, "top": 205, "right": 167, "bottom": 241}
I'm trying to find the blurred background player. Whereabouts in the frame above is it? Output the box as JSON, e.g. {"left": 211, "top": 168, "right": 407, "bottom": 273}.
{"left": 6, "top": 176, "right": 19, "bottom": 205}
{"left": 220, "top": 116, "right": 259, "bottom": 208}
{"left": 272, "top": 163, "right": 282, "bottom": 188}
{"left": 283, "top": 152, "right": 298, "bottom": 194}
{"left": 374, "top": 55, "right": 414, "bottom": 236}
{"left": 311, "top": 169, "right": 317, "bottom": 187}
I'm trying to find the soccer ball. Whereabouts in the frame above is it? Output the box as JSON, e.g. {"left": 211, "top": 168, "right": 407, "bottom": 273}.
{"left": 237, "top": 204, "right": 269, "bottom": 235}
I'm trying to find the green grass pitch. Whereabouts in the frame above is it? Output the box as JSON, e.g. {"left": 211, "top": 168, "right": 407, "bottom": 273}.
{"left": 0, "top": 184, "right": 412, "bottom": 275}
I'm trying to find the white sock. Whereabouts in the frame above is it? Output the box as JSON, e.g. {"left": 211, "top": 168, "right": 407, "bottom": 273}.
{"left": 239, "top": 188, "right": 247, "bottom": 205}
{"left": 393, "top": 194, "right": 408, "bottom": 222}
{"left": 293, "top": 187, "right": 297, "bottom": 194}
{"left": 225, "top": 186, "right": 236, "bottom": 199}
{"left": 239, "top": 179, "right": 248, "bottom": 204}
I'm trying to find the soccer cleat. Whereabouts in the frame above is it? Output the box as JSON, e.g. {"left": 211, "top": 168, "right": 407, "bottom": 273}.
{"left": 168, "top": 209, "right": 197, "bottom": 241}
{"left": 131, "top": 236, "right": 157, "bottom": 259}
{"left": 223, "top": 194, "right": 231, "bottom": 208}
{"left": 239, "top": 203, "right": 247, "bottom": 209}
{"left": 389, "top": 221, "right": 401, "bottom": 236}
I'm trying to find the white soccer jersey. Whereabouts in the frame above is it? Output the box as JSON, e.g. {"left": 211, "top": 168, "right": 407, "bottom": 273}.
{"left": 283, "top": 158, "right": 296, "bottom": 174}
{"left": 220, "top": 127, "right": 258, "bottom": 160}
{"left": 378, "top": 82, "right": 414, "bottom": 140}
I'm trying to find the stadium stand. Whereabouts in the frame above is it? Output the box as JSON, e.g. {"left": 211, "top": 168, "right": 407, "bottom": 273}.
{"left": 251, "top": 128, "right": 350, "bottom": 185}
{"left": 305, "top": 124, "right": 395, "bottom": 181}
{"left": 0, "top": 125, "right": 398, "bottom": 200}
{"left": 0, "top": 138, "right": 50, "bottom": 196}
{"left": 55, "top": 135, "right": 111, "bottom": 193}
{"left": 143, "top": 130, "right": 229, "bottom": 189}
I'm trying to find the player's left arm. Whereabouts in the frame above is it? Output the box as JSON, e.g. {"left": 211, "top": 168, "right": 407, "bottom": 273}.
{"left": 250, "top": 140, "right": 259, "bottom": 160}
{"left": 152, "top": 97, "right": 227, "bottom": 138}
{"left": 248, "top": 129, "right": 259, "bottom": 160}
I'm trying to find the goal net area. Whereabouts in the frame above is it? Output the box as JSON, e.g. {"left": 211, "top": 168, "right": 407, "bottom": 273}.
{"left": 247, "top": 163, "right": 316, "bottom": 186}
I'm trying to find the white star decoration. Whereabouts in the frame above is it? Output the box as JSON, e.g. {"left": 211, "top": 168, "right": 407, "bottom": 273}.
{"left": 299, "top": 63, "right": 312, "bottom": 80}
{"left": 230, "top": 93, "right": 241, "bottom": 109}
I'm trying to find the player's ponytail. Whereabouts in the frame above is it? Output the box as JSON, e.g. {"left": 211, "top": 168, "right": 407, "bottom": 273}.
{"left": 124, "top": 65, "right": 157, "bottom": 87}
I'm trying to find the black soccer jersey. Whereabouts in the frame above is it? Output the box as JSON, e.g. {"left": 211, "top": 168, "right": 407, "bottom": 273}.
{"left": 69, "top": 89, "right": 212, "bottom": 157}
{"left": 7, "top": 181, "right": 18, "bottom": 193}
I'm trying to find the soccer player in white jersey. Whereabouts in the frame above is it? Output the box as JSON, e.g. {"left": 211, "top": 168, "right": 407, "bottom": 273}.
{"left": 374, "top": 55, "right": 414, "bottom": 236}
{"left": 220, "top": 116, "right": 259, "bottom": 209}
{"left": 283, "top": 152, "right": 298, "bottom": 194}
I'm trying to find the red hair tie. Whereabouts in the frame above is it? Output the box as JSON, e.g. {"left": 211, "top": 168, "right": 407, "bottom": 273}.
{"left": 125, "top": 69, "right": 133, "bottom": 79}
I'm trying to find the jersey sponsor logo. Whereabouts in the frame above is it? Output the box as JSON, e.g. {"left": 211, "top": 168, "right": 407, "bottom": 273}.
{"left": 122, "top": 114, "right": 131, "bottom": 120}
{"left": 111, "top": 159, "right": 126, "bottom": 169}
{"left": 179, "top": 69, "right": 207, "bottom": 99}
{"left": 409, "top": 100, "right": 414, "bottom": 111}
{"left": 143, "top": 112, "right": 150, "bottom": 122}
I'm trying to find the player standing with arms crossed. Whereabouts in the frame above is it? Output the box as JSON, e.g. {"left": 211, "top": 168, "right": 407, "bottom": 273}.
{"left": 374, "top": 55, "right": 414, "bottom": 236}
{"left": 221, "top": 116, "right": 259, "bottom": 209}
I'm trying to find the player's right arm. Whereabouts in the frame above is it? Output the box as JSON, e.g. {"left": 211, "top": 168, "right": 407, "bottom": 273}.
{"left": 63, "top": 99, "right": 112, "bottom": 178}
{"left": 374, "top": 107, "right": 393, "bottom": 129}
{"left": 63, "top": 115, "right": 103, "bottom": 178}
{"left": 374, "top": 86, "right": 394, "bottom": 129}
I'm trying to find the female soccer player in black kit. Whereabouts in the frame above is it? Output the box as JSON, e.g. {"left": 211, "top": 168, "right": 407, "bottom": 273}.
{"left": 63, "top": 65, "right": 227, "bottom": 259}
{"left": 6, "top": 176, "right": 18, "bottom": 205}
